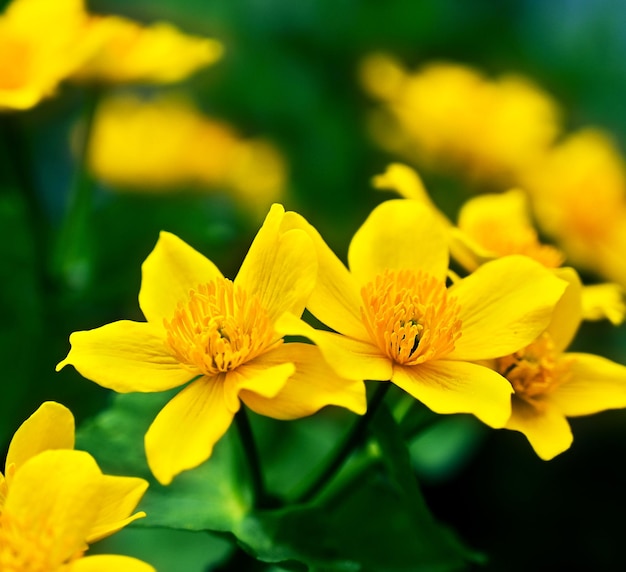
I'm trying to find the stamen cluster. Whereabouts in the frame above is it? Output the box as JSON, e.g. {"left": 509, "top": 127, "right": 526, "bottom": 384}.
{"left": 360, "top": 268, "right": 462, "bottom": 365}
{"left": 497, "top": 332, "right": 573, "bottom": 404}
{"left": 164, "top": 278, "right": 278, "bottom": 376}
{"left": 0, "top": 512, "right": 82, "bottom": 571}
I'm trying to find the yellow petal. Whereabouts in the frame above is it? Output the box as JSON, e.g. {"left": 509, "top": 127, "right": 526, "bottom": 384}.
{"left": 545, "top": 267, "right": 583, "bottom": 353}
{"left": 0, "top": 471, "right": 7, "bottom": 509}
{"left": 275, "top": 313, "right": 393, "bottom": 381}
{"left": 448, "top": 226, "right": 495, "bottom": 273}
{"left": 86, "top": 475, "right": 148, "bottom": 544}
{"left": 348, "top": 199, "right": 449, "bottom": 286}
{"left": 73, "top": 15, "right": 222, "bottom": 85}
{"left": 4, "top": 450, "right": 103, "bottom": 566}
{"left": 145, "top": 376, "right": 235, "bottom": 485}
{"left": 280, "top": 211, "right": 366, "bottom": 339}
{"left": 372, "top": 163, "right": 435, "bottom": 204}
{"left": 6, "top": 401, "right": 74, "bottom": 478}
{"left": 457, "top": 189, "right": 530, "bottom": 235}
{"left": 239, "top": 343, "right": 367, "bottom": 419}
{"left": 56, "top": 320, "right": 192, "bottom": 392}
{"left": 391, "top": 360, "right": 512, "bottom": 428}
{"left": 224, "top": 356, "right": 295, "bottom": 411}
{"left": 235, "top": 204, "right": 317, "bottom": 322}
{"left": 506, "top": 396, "right": 573, "bottom": 460}
{"left": 71, "top": 555, "right": 156, "bottom": 572}
{"left": 138, "top": 231, "right": 224, "bottom": 324}
{"left": 448, "top": 255, "right": 567, "bottom": 360}
{"left": 547, "top": 353, "right": 626, "bottom": 417}
{"left": 581, "top": 282, "right": 626, "bottom": 325}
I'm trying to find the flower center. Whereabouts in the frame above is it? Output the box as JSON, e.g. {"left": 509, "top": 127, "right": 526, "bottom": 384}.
{"left": 496, "top": 332, "right": 572, "bottom": 404}
{"left": 0, "top": 512, "right": 83, "bottom": 571}
{"left": 164, "top": 278, "right": 278, "bottom": 376}
{"left": 360, "top": 269, "right": 462, "bottom": 365}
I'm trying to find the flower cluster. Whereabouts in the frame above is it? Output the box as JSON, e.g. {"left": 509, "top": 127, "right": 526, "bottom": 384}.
{"left": 56, "top": 188, "right": 626, "bottom": 477}
{"left": 4, "top": 3, "right": 626, "bottom": 569}
{"left": 360, "top": 54, "right": 626, "bottom": 292}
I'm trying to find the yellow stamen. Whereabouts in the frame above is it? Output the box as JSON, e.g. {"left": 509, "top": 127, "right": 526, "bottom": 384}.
{"left": 0, "top": 512, "right": 84, "bottom": 571}
{"left": 496, "top": 332, "right": 573, "bottom": 405}
{"left": 360, "top": 269, "right": 462, "bottom": 365}
{"left": 164, "top": 278, "right": 278, "bottom": 376}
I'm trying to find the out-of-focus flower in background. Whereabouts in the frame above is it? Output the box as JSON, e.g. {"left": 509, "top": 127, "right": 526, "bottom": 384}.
{"left": 72, "top": 15, "right": 223, "bottom": 85}
{"left": 521, "top": 128, "right": 626, "bottom": 288}
{"left": 87, "top": 94, "right": 287, "bottom": 217}
{"left": 359, "top": 54, "right": 561, "bottom": 188}
{"left": 0, "top": 0, "right": 95, "bottom": 110}
{"left": 0, "top": 0, "right": 223, "bottom": 112}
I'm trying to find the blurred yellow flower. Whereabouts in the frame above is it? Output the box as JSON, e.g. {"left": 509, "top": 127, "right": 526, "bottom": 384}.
{"left": 0, "top": 0, "right": 222, "bottom": 111}
{"left": 375, "top": 162, "right": 625, "bottom": 325}
{"left": 87, "top": 94, "right": 287, "bottom": 217}
{"left": 2, "top": 401, "right": 149, "bottom": 544}
{"left": 521, "top": 128, "right": 626, "bottom": 287}
{"left": 57, "top": 205, "right": 366, "bottom": 485}
{"left": 494, "top": 268, "right": 626, "bottom": 460}
{"left": 73, "top": 15, "right": 223, "bottom": 84}
{"left": 278, "top": 199, "right": 567, "bottom": 429}
{"left": 0, "top": 449, "right": 154, "bottom": 571}
{"left": 0, "top": 0, "right": 96, "bottom": 110}
{"left": 360, "top": 54, "right": 560, "bottom": 187}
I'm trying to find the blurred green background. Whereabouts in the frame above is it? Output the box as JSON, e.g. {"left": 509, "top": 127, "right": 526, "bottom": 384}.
{"left": 2, "top": 0, "right": 626, "bottom": 570}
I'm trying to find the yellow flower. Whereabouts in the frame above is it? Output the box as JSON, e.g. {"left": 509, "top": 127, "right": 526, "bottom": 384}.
{"left": 0, "top": 449, "right": 154, "bottom": 571}
{"left": 360, "top": 55, "right": 560, "bottom": 187}
{"left": 72, "top": 15, "right": 222, "bottom": 84}
{"left": 520, "top": 128, "right": 626, "bottom": 287}
{"left": 375, "top": 162, "right": 626, "bottom": 325}
{"left": 57, "top": 205, "right": 366, "bottom": 485}
{"left": 277, "top": 199, "right": 567, "bottom": 428}
{"left": 493, "top": 268, "right": 626, "bottom": 460}
{"left": 1, "top": 402, "right": 148, "bottom": 544}
{"left": 0, "top": 0, "right": 96, "bottom": 110}
{"left": 87, "top": 94, "right": 286, "bottom": 218}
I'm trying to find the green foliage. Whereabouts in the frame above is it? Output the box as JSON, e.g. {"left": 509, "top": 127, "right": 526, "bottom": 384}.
{"left": 77, "top": 392, "right": 478, "bottom": 571}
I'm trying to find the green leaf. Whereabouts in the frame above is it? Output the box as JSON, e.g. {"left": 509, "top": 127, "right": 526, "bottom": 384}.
{"left": 76, "top": 391, "right": 252, "bottom": 532}
{"left": 76, "top": 393, "right": 479, "bottom": 571}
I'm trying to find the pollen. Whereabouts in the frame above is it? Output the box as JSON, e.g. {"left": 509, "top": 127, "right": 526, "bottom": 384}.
{"left": 360, "top": 268, "right": 462, "bottom": 365}
{"left": 0, "top": 512, "right": 83, "bottom": 571}
{"left": 164, "top": 278, "right": 278, "bottom": 376}
{"left": 496, "top": 332, "right": 573, "bottom": 404}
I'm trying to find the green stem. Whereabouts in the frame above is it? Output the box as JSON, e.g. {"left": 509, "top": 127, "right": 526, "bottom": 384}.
{"left": 51, "top": 88, "right": 100, "bottom": 291}
{"left": 235, "top": 407, "right": 271, "bottom": 510}
{"left": 293, "top": 382, "right": 390, "bottom": 504}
